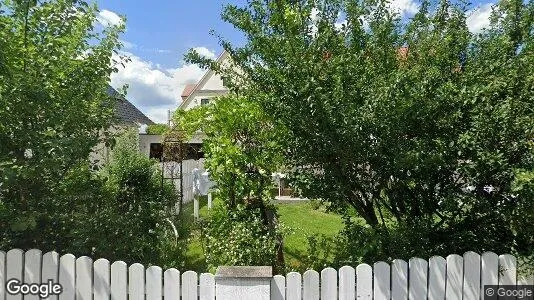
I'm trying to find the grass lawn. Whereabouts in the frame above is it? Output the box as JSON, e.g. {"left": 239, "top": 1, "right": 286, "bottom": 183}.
{"left": 276, "top": 201, "right": 344, "bottom": 270}
{"left": 180, "top": 198, "right": 344, "bottom": 272}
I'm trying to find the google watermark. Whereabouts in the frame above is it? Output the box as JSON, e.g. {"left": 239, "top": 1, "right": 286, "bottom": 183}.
{"left": 484, "top": 285, "right": 534, "bottom": 299}
{"left": 5, "top": 279, "right": 63, "bottom": 298}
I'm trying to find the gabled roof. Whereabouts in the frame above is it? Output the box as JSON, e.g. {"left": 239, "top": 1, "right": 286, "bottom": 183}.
{"left": 181, "top": 84, "right": 196, "bottom": 100}
{"left": 107, "top": 86, "right": 155, "bottom": 125}
{"left": 178, "top": 51, "right": 230, "bottom": 110}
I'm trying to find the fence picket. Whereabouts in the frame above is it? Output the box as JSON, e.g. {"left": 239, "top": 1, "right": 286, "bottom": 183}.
{"left": 0, "top": 249, "right": 526, "bottom": 300}
{"left": 58, "top": 254, "right": 75, "bottom": 300}
{"left": 110, "top": 261, "right": 127, "bottom": 300}
{"left": 181, "top": 271, "right": 197, "bottom": 300}
{"left": 391, "top": 259, "right": 408, "bottom": 300}
{"left": 286, "top": 272, "right": 301, "bottom": 300}
{"left": 0, "top": 251, "right": 5, "bottom": 300}
{"left": 199, "top": 273, "right": 215, "bottom": 300}
{"left": 93, "top": 259, "right": 110, "bottom": 300}
{"left": 303, "top": 270, "right": 319, "bottom": 300}
{"left": 481, "top": 252, "right": 499, "bottom": 299}
{"left": 75, "top": 256, "right": 92, "bottom": 300}
{"left": 356, "top": 264, "right": 372, "bottom": 300}
{"left": 164, "top": 268, "right": 180, "bottom": 300}
{"left": 339, "top": 266, "right": 355, "bottom": 300}
{"left": 128, "top": 263, "right": 145, "bottom": 300}
{"left": 146, "top": 266, "right": 162, "bottom": 300}
{"left": 463, "top": 251, "right": 481, "bottom": 300}
{"left": 6, "top": 249, "right": 24, "bottom": 300}
{"left": 445, "top": 254, "right": 463, "bottom": 300}
{"left": 498, "top": 254, "right": 517, "bottom": 286}
{"left": 271, "top": 275, "right": 285, "bottom": 300}
{"left": 409, "top": 258, "right": 428, "bottom": 300}
{"left": 321, "top": 267, "right": 337, "bottom": 300}
{"left": 23, "top": 249, "right": 41, "bottom": 300}
{"left": 374, "top": 262, "right": 390, "bottom": 300}
{"left": 428, "top": 256, "right": 446, "bottom": 300}
{"left": 42, "top": 251, "right": 60, "bottom": 300}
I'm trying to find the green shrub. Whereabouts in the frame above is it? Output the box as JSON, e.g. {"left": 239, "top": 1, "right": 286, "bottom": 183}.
{"left": 0, "top": 129, "right": 187, "bottom": 267}
{"left": 199, "top": 203, "right": 282, "bottom": 273}
{"left": 146, "top": 124, "right": 170, "bottom": 135}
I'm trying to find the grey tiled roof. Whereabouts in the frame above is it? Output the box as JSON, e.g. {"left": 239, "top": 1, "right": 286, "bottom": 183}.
{"left": 107, "top": 86, "right": 154, "bottom": 125}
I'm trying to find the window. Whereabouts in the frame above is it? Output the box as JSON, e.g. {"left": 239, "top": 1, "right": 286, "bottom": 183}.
{"left": 149, "top": 143, "right": 163, "bottom": 161}
{"left": 201, "top": 98, "right": 210, "bottom": 106}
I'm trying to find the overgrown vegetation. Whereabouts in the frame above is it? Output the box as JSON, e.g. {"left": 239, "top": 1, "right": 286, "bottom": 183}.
{"left": 187, "top": 0, "right": 534, "bottom": 266}
{"left": 0, "top": 0, "right": 186, "bottom": 268}
{"left": 174, "top": 95, "right": 288, "bottom": 272}
{"left": 146, "top": 123, "right": 170, "bottom": 135}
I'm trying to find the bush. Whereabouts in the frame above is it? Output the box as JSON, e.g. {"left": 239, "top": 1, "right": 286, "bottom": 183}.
{"left": 0, "top": 129, "right": 186, "bottom": 267}
{"left": 199, "top": 203, "right": 283, "bottom": 273}
{"left": 95, "top": 129, "right": 185, "bottom": 266}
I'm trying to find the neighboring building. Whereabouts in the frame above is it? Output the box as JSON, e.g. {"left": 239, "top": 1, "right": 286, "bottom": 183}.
{"left": 90, "top": 86, "right": 155, "bottom": 166}
{"left": 108, "top": 86, "right": 154, "bottom": 126}
{"left": 178, "top": 51, "right": 231, "bottom": 111}
{"left": 177, "top": 51, "right": 295, "bottom": 197}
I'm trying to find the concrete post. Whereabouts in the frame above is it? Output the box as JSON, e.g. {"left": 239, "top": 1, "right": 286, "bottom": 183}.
{"left": 215, "top": 266, "right": 272, "bottom": 300}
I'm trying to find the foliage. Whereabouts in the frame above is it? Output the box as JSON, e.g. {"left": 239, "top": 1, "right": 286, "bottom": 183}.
{"left": 174, "top": 95, "right": 287, "bottom": 207}
{"left": 187, "top": 0, "right": 534, "bottom": 262}
{"left": 198, "top": 203, "right": 282, "bottom": 273}
{"left": 1, "top": 128, "right": 186, "bottom": 267}
{"left": 300, "top": 234, "right": 337, "bottom": 272}
{"left": 97, "top": 129, "right": 184, "bottom": 266}
{"left": 146, "top": 123, "right": 170, "bottom": 135}
{"left": 0, "top": 0, "right": 126, "bottom": 243}
{"left": 174, "top": 94, "right": 288, "bottom": 270}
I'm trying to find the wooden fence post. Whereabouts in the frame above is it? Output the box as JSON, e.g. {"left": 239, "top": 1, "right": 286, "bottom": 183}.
{"left": 215, "top": 266, "right": 272, "bottom": 300}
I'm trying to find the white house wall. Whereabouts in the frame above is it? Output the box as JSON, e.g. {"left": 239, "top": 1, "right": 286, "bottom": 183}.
{"left": 139, "top": 134, "right": 163, "bottom": 157}
{"left": 202, "top": 71, "right": 225, "bottom": 90}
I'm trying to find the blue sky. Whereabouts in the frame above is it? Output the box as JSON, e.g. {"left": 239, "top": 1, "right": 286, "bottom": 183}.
{"left": 95, "top": 0, "right": 494, "bottom": 124}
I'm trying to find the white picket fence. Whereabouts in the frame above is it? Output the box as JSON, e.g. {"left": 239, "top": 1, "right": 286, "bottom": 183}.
{"left": 0, "top": 249, "right": 532, "bottom": 300}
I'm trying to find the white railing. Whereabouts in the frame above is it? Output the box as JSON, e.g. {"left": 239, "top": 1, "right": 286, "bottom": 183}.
{"left": 0, "top": 249, "right": 532, "bottom": 299}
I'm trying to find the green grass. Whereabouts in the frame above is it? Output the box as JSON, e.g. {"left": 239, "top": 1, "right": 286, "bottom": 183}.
{"left": 276, "top": 201, "right": 344, "bottom": 270}
{"left": 179, "top": 198, "right": 346, "bottom": 272}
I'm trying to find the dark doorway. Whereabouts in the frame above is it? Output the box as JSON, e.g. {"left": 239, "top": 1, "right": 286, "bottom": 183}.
{"left": 149, "top": 143, "right": 163, "bottom": 161}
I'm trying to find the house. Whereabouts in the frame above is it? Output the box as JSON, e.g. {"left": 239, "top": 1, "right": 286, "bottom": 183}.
{"left": 90, "top": 86, "right": 155, "bottom": 166}
{"left": 107, "top": 86, "right": 154, "bottom": 126}
{"left": 146, "top": 51, "right": 234, "bottom": 162}
{"left": 178, "top": 51, "right": 231, "bottom": 111}
{"left": 177, "top": 51, "right": 295, "bottom": 197}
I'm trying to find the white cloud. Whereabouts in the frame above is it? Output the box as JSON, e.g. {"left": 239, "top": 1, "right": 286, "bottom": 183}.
{"left": 110, "top": 51, "right": 207, "bottom": 123}
{"left": 192, "top": 47, "right": 217, "bottom": 59}
{"left": 120, "top": 40, "right": 136, "bottom": 50}
{"left": 388, "top": 0, "right": 419, "bottom": 17}
{"left": 97, "top": 9, "right": 123, "bottom": 27}
{"left": 467, "top": 3, "right": 493, "bottom": 33}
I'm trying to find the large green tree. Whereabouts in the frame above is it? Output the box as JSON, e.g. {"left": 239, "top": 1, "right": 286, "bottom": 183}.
{"left": 189, "top": 0, "right": 534, "bottom": 261}
{"left": 0, "top": 0, "right": 125, "bottom": 247}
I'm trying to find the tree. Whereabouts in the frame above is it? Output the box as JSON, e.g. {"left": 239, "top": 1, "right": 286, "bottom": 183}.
{"left": 146, "top": 123, "right": 170, "bottom": 135}
{"left": 0, "top": 0, "right": 125, "bottom": 248}
{"left": 187, "top": 0, "right": 534, "bottom": 262}
{"left": 174, "top": 95, "right": 288, "bottom": 271}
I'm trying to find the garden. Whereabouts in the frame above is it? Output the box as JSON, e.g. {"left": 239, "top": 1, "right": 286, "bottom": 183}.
{"left": 1, "top": 0, "right": 533, "bottom": 277}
